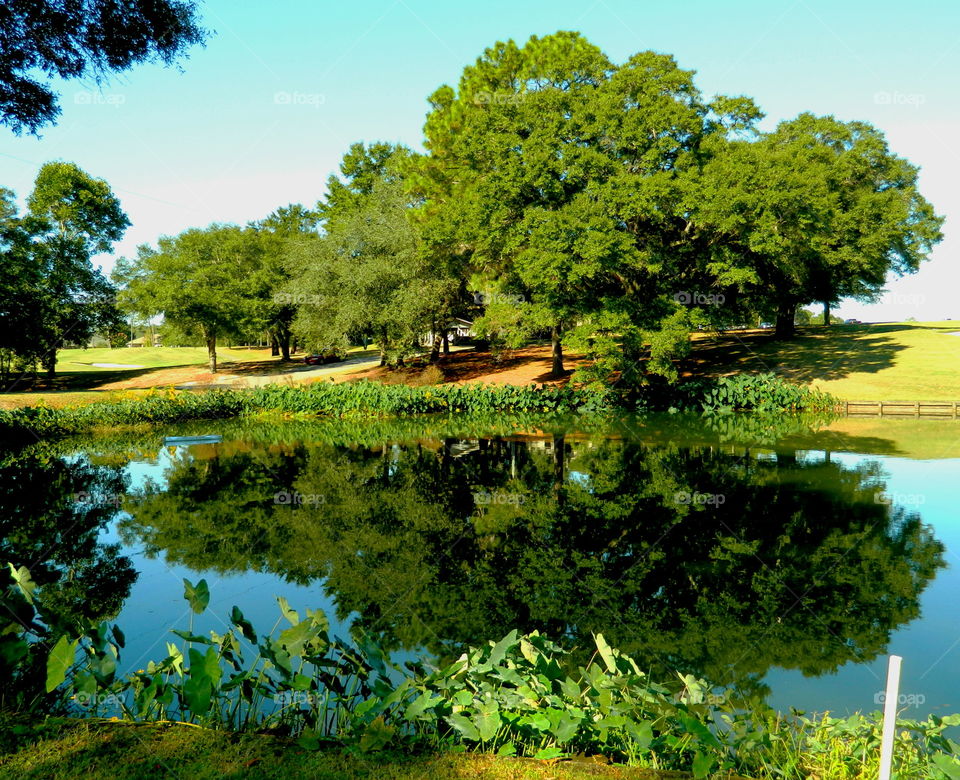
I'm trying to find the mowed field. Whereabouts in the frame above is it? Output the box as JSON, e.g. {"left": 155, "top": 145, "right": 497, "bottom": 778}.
{"left": 54, "top": 346, "right": 262, "bottom": 372}
{"left": 0, "top": 345, "right": 386, "bottom": 409}
{"left": 687, "top": 321, "right": 960, "bottom": 402}
{"left": 0, "top": 346, "right": 282, "bottom": 409}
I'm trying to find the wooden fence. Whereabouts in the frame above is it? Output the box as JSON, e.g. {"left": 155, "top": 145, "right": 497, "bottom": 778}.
{"left": 838, "top": 401, "right": 960, "bottom": 418}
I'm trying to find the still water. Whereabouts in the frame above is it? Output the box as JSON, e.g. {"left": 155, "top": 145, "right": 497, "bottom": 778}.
{"left": 4, "top": 413, "right": 958, "bottom": 718}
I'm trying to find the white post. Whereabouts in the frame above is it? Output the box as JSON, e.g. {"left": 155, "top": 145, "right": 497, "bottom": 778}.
{"left": 879, "top": 654, "right": 902, "bottom": 780}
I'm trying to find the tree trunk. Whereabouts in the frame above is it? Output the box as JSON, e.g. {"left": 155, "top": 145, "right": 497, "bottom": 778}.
{"left": 43, "top": 351, "right": 57, "bottom": 381}
{"left": 822, "top": 300, "right": 831, "bottom": 327}
{"left": 442, "top": 330, "right": 450, "bottom": 354}
{"left": 206, "top": 335, "right": 218, "bottom": 373}
{"left": 550, "top": 324, "right": 565, "bottom": 377}
{"left": 553, "top": 434, "right": 566, "bottom": 508}
{"left": 774, "top": 303, "right": 796, "bottom": 339}
{"left": 270, "top": 335, "right": 279, "bottom": 357}
{"left": 429, "top": 333, "right": 442, "bottom": 363}
{"left": 280, "top": 330, "right": 291, "bottom": 361}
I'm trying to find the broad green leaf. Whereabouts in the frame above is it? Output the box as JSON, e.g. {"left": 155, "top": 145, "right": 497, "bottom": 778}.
{"left": 405, "top": 691, "right": 438, "bottom": 722}
{"left": 359, "top": 716, "right": 394, "bottom": 752}
{"left": 278, "top": 620, "right": 322, "bottom": 656}
{"left": 182, "top": 578, "right": 209, "bottom": 614}
{"left": 680, "top": 713, "right": 722, "bottom": 749}
{"left": 692, "top": 751, "right": 715, "bottom": 779}
{"left": 551, "top": 713, "right": 580, "bottom": 743}
{"left": 230, "top": 606, "right": 257, "bottom": 643}
{"left": 277, "top": 596, "right": 300, "bottom": 625}
{"left": 474, "top": 707, "right": 501, "bottom": 742}
{"left": 171, "top": 630, "right": 213, "bottom": 644}
{"left": 488, "top": 630, "right": 517, "bottom": 666}
{"left": 45, "top": 635, "right": 76, "bottom": 692}
{"left": 625, "top": 719, "right": 654, "bottom": 750}
{"left": 519, "top": 638, "right": 539, "bottom": 666}
{"left": 533, "top": 747, "right": 565, "bottom": 760}
{"left": 560, "top": 677, "right": 580, "bottom": 700}
{"left": 8, "top": 564, "right": 36, "bottom": 604}
{"left": 446, "top": 713, "right": 481, "bottom": 742}
{"left": 183, "top": 675, "right": 211, "bottom": 715}
{"left": 932, "top": 754, "right": 960, "bottom": 780}
{"left": 594, "top": 633, "right": 616, "bottom": 673}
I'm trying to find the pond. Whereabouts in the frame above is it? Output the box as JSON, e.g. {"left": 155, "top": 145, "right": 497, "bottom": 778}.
{"left": 4, "top": 412, "right": 958, "bottom": 719}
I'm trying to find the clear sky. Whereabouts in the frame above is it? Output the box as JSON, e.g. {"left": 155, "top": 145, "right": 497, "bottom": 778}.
{"left": 1, "top": 0, "right": 957, "bottom": 321}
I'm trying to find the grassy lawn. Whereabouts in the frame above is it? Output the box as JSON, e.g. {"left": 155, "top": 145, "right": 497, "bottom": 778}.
{"left": 0, "top": 719, "right": 711, "bottom": 780}
{"left": 55, "top": 346, "right": 267, "bottom": 373}
{"left": 0, "top": 346, "right": 381, "bottom": 408}
{"left": 688, "top": 321, "right": 960, "bottom": 401}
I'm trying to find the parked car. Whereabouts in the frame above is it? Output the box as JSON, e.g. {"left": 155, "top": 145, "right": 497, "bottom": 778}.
{"left": 304, "top": 349, "right": 346, "bottom": 365}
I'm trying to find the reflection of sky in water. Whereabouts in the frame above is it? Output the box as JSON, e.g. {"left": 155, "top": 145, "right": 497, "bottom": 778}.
{"left": 98, "top": 444, "right": 354, "bottom": 676}
{"left": 765, "top": 452, "right": 960, "bottom": 718}
{"left": 92, "top": 440, "right": 960, "bottom": 719}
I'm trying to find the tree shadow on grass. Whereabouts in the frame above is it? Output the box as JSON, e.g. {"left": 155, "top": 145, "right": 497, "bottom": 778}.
{"left": 686, "top": 325, "right": 914, "bottom": 383}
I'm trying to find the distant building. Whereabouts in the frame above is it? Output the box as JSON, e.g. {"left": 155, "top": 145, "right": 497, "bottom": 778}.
{"left": 421, "top": 318, "right": 474, "bottom": 345}
{"left": 126, "top": 334, "right": 162, "bottom": 348}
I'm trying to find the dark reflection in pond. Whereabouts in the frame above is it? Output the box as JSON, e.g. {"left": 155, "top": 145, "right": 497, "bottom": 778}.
{"left": 0, "top": 450, "right": 137, "bottom": 627}
{"left": 0, "top": 448, "right": 137, "bottom": 709}
{"left": 107, "top": 421, "right": 944, "bottom": 704}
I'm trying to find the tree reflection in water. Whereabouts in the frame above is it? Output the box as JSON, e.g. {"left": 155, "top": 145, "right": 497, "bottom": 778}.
{"left": 116, "top": 425, "right": 945, "bottom": 704}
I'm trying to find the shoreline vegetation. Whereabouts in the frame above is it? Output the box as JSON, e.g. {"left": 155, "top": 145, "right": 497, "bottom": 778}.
{"left": 0, "top": 374, "right": 836, "bottom": 444}
{"left": 4, "top": 576, "right": 958, "bottom": 780}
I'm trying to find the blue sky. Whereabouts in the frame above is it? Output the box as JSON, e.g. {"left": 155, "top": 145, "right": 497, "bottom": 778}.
{"left": 1, "top": 0, "right": 957, "bottom": 321}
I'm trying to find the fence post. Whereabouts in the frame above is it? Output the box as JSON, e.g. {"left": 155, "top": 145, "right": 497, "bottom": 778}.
{"left": 879, "top": 654, "right": 902, "bottom": 780}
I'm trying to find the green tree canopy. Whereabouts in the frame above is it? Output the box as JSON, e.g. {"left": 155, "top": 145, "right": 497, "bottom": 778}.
{"left": 693, "top": 113, "right": 943, "bottom": 337}
{"left": 0, "top": 162, "right": 127, "bottom": 383}
{"left": 1, "top": 0, "right": 205, "bottom": 134}
{"left": 287, "top": 144, "right": 454, "bottom": 365}
{"left": 115, "top": 224, "right": 264, "bottom": 372}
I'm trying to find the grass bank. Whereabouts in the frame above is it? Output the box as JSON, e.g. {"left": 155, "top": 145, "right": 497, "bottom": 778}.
{"left": 0, "top": 718, "right": 703, "bottom": 780}
{"left": 689, "top": 321, "right": 960, "bottom": 401}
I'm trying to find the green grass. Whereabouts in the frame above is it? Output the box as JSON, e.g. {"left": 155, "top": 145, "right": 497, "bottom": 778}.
{"left": 688, "top": 321, "right": 960, "bottom": 401}
{"left": 55, "top": 346, "right": 263, "bottom": 372}
{"left": 0, "top": 718, "right": 703, "bottom": 780}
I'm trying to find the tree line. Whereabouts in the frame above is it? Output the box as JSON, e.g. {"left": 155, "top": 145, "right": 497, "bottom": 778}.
{"left": 1, "top": 31, "right": 944, "bottom": 383}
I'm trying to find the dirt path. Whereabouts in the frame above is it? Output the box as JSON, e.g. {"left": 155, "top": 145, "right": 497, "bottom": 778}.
{"left": 340, "top": 345, "right": 586, "bottom": 386}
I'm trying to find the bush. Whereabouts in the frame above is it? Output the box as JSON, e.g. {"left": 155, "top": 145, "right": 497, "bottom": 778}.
{"left": 0, "top": 383, "right": 613, "bottom": 443}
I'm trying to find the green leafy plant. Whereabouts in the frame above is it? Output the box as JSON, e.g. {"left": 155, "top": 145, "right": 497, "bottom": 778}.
{"left": 14, "top": 568, "right": 957, "bottom": 779}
